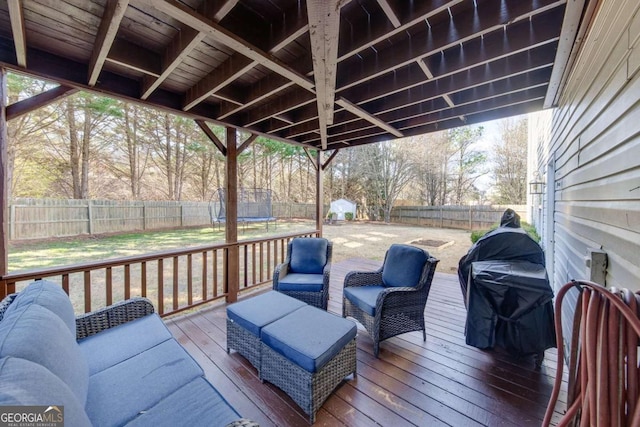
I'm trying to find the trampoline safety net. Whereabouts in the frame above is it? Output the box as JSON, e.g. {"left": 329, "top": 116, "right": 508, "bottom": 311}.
{"left": 211, "top": 188, "right": 274, "bottom": 221}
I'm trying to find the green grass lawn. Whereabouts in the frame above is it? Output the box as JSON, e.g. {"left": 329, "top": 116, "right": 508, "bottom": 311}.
{"left": 9, "top": 220, "right": 316, "bottom": 273}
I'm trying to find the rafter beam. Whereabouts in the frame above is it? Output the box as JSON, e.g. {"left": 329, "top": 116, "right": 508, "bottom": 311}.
{"left": 88, "top": 0, "right": 129, "bottom": 86}
{"left": 149, "top": 0, "right": 315, "bottom": 92}
{"left": 107, "top": 38, "right": 162, "bottom": 77}
{"left": 195, "top": 120, "right": 227, "bottom": 156}
{"left": 7, "top": 0, "right": 26, "bottom": 67}
{"left": 322, "top": 149, "right": 340, "bottom": 169}
{"left": 377, "top": 0, "right": 401, "bottom": 28}
{"left": 7, "top": 85, "right": 77, "bottom": 120}
{"left": 307, "top": 0, "right": 341, "bottom": 149}
{"left": 335, "top": 98, "right": 402, "bottom": 137}
{"left": 237, "top": 134, "right": 257, "bottom": 154}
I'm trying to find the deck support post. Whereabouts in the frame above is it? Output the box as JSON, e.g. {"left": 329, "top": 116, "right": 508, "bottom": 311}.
{"left": 225, "top": 126, "right": 239, "bottom": 303}
{"left": 0, "top": 69, "right": 8, "bottom": 298}
{"left": 315, "top": 150, "right": 323, "bottom": 236}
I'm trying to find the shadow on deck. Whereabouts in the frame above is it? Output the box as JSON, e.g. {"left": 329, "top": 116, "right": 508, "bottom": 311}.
{"left": 165, "top": 258, "right": 567, "bottom": 426}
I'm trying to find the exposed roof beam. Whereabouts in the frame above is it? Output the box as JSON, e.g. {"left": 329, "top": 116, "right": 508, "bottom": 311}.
{"left": 377, "top": 0, "right": 401, "bottom": 28}
{"left": 88, "top": 0, "right": 129, "bottom": 86}
{"left": 7, "top": 0, "right": 26, "bottom": 67}
{"left": 335, "top": 98, "right": 402, "bottom": 137}
{"left": 143, "top": 0, "right": 238, "bottom": 101}
{"left": 196, "top": 120, "right": 227, "bottom": 156}
{"left": 322, "top": 149, "right": 340, "bottom": 170}
{"left": 338, "top": 0, "right": 564, "bottom": 91}
{"left": 183, "top": 5, "right": 309, "bottom": 111}
{"left": 237, "top": 134, "right": 258, "bottom": 154}
{"left": 106, "top": 38, "right": 162, "bottom": 77}
{"left": 7, "top": 85, "right": 78, "bottom": 120}
{"left": 307, "top": 0, "right": 342, "bottom": 149}
{"left": 149, "top": 0, "right": 315, "bottom": 92}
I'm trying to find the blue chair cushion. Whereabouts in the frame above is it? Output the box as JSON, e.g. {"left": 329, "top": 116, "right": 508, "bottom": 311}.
{"left": 382, "top": 244, "right": 428, "bottom": 288}
{"left": 0, "top": 304, "right": 89, "bottom": 405}
{"left": 261, "top": 306, "right": 356, "bottom": 373}
{"left": 85, "top": 339, "right": 203, "bottom": 427}
{"left": 289, "top": 238, "right": 328, "bottom": 274}
{"left": 343, "top": 285, "right": 386, "bottom": 316}
{"left": 277, "top": 273, "right": 324, "bottom": 292}
{"left": 0, "top": 357, "right": 92, "bottom": 427}
{"left": 125, "top": 377, "right": 241, "bottom": 427}
{"left": 78, "top": 314, "right": 173, "bottom": 375}
{"left": 227, "top": 291, "right": 306, "bottom": 337}
{"left": 6, "top": 280, "right": 76, "bottom": 334}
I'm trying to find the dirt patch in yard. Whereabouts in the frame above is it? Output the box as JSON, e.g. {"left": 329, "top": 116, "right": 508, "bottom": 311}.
{"left": 322, "top": 221, "right": 472, "bottom": 274}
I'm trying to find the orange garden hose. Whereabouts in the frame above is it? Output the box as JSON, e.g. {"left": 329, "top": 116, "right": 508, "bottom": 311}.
{"left": 543, "top": 281, "right": 640, "bottom": 426}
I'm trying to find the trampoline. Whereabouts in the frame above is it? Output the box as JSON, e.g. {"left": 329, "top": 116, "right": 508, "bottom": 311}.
{"left": 210, "top": 188, "right": 277, "bottom": 231}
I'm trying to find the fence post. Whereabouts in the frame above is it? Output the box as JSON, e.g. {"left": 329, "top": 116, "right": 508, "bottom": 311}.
{"left": 469, "top": 205, "right": 473, "bottom": 231}
{"left": 9, "top": 204, "right": 14, "bottom": 241}
{"left": 440, "top": 207, "right": 444, "bottom": 228}
{"left": 88, "top": 200, "right": 94, "bottom": 235}
{"left": 143, "top": 203, "right": 147, "bottom": 230}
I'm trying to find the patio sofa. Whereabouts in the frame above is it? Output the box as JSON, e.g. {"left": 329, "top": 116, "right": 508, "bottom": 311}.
{"left": 0, "top": 280, "right": 255, "bottom": 427}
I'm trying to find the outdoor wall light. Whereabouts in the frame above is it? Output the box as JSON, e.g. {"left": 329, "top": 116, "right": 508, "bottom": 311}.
{"left": 529, "top": 172, "right": 545, "bottom": 195}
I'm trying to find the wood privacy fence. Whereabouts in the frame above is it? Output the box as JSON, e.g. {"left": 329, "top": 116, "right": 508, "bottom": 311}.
{"left": 9, "top": 198, "right": 526, "bottom": 240}
{"left": 390, "top": 205, "right": 527, "bottom": 231}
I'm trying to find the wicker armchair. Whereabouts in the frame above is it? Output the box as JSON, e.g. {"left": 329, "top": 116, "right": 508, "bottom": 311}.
{"left": 273, "top": 237, "right": 332, "bottom": 309}
{"left": 343, "top": 244, "right": 439, "bottom": 357}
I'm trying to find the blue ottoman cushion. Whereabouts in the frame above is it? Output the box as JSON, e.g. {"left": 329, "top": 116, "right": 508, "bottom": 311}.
{"left": 343, "top": 285, "right": 386, "bottom": 316}
{"left": 261, "top": 306, "right": 356, "bottom": 373}
{"left": 227, "top": 291, "right": 306, "bottom": 337}
{"left": 276, "top": 273, "right": 324, "bottom": 292}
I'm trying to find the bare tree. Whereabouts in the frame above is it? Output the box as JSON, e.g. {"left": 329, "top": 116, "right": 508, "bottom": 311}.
{"left": 492, "top": 117, "right": 528, "bottom": 203}
{"left": 449, "top": 127, "right": 486, "bottom": 204}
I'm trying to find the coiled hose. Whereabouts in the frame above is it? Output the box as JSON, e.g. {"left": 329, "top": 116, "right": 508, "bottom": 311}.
{"left": 543, "top": 280, "right": 640, "bottom": 426}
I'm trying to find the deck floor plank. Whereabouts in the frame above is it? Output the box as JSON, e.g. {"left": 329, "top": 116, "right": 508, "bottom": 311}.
{"left": 164, "top": 258, "right": 568, "bottom": 426}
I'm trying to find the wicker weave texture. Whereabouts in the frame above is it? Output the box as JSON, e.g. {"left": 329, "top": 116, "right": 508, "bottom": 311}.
{"left": 273, "top": 238, "right": 332, "bottom": 310}
{"left": 343, "top": 253, "right": 439, "bottom": 357}
{"left": 75, "top": 297, "right": 155, "bottom": 340}
{"left": 226, "top": 319, "right": 262, "bottom": 371}
{"left": 260, "top": 339, "right": 356, "bottom": 423}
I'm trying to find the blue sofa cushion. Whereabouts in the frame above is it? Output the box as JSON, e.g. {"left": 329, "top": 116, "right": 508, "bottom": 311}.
{"left": 261, "top": 306, "right": 356, "bottom": 373}
{"left": 289, "top": 238, "right": 328, "bottom": 274}
{"left": 227, "top": 291, "right": 306, "bottom": 337}
{"left": 343, "top": 285, "right": 386, "bottom": 316}
{"left": 382, "top": 244, "right": 428, "bottom": 288}
{"left": 277, "top": 273, "right": 324, "bottom": 292}
{"left": 125, "top": 377, "right": 240, "bottom": 427}
{"left": 0, "top": 304, "right": 89, "bottom": 405}
{"left": 7, "top": 280, "right": 76, "bottom": 334}
{"left": 85, "top": 339, "right": 204, "bottom": 426}
{"left": 78, "top": 314, "right": 173, "bottom": 375}
{"left": 0, "top": 357, "right": 92, "bottom": 427}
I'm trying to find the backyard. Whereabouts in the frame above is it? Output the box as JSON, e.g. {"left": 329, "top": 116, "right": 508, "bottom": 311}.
{"left": 9, "top": 220, "right": 473, "bottom": 274}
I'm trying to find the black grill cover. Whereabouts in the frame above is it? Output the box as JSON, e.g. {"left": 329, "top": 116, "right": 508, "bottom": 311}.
{"left": 465, "top": 260, "right": 556, "bottom": 356}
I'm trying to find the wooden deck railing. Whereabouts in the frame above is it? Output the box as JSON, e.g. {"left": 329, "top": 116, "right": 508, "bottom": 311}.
{"left": 0, "top": 230, "right": 319, "bottom": 317}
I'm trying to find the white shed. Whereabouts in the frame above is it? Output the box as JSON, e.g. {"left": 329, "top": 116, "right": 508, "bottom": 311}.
{"left": 330, "top": 199, "right": 356, "bottom": 220}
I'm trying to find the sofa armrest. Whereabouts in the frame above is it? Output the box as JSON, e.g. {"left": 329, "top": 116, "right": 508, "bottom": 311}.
{"left": 75, "top": 297, "right": 155, "bottom": 340}
{"left": 344, "top": 270, "right": 383, "bottom": 288}
{"left": 225, "top": 419, "right": 260, "bottom": 427}
{"left": 272, "top": 262, "right": 290, "bottom": 289}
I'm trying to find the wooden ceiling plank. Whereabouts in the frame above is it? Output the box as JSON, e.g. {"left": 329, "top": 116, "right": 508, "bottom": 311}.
{"left": 338, "top": 0, "right": 564, "bottom": 91}
{"left": 88, "top": 0, "right": 130, "bottom": 86}
{"left": 107, "top": 38, "right": 162, "bottom": 77}
{"left": 195, "top": 119, "right": 227, "bottom": 156}
{"left": 243, "top": 92, "right": 316, "bottom": 128}
{"left": 307, "top": 0, "right": 341, "bottom": 149}
{"left": 143, "top": 0, "right": 238, "bottom": 100}
{"left": 377, "top": 0, "right": 401, "bottom": 28}
{"left": 335, "top": 98, "right": 402, "bottom": 137}
{"left": 7, "top": 85, "right": 78, "bottom": 120}
{"left": 417, "top": 59, "right": 455, "bottom": 107}
{"left": 183, "top": 53, "right": 254, "bottom": 110}
{"left": 7, "top": 0, "right": 26, "bottom": 67}
{"left": 149, "top": 0, "right": 315, "bottom": 92}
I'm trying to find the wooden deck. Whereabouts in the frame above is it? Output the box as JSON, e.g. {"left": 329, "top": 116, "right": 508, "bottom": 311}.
{"left": 165, "top": 258, "right": 567, "bottom": 426}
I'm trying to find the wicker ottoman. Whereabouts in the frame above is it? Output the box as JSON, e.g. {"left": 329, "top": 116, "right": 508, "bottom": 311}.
{"left": 260, "top": 305, "right": 357, "bottom": 423}
{"left": 226, "top": 291, "right": 306, "bottom": 371}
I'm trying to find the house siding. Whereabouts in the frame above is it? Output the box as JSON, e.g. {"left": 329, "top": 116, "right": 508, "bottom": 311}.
{"left": 530, "top": 0, "right": 640, "bottom": 292}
